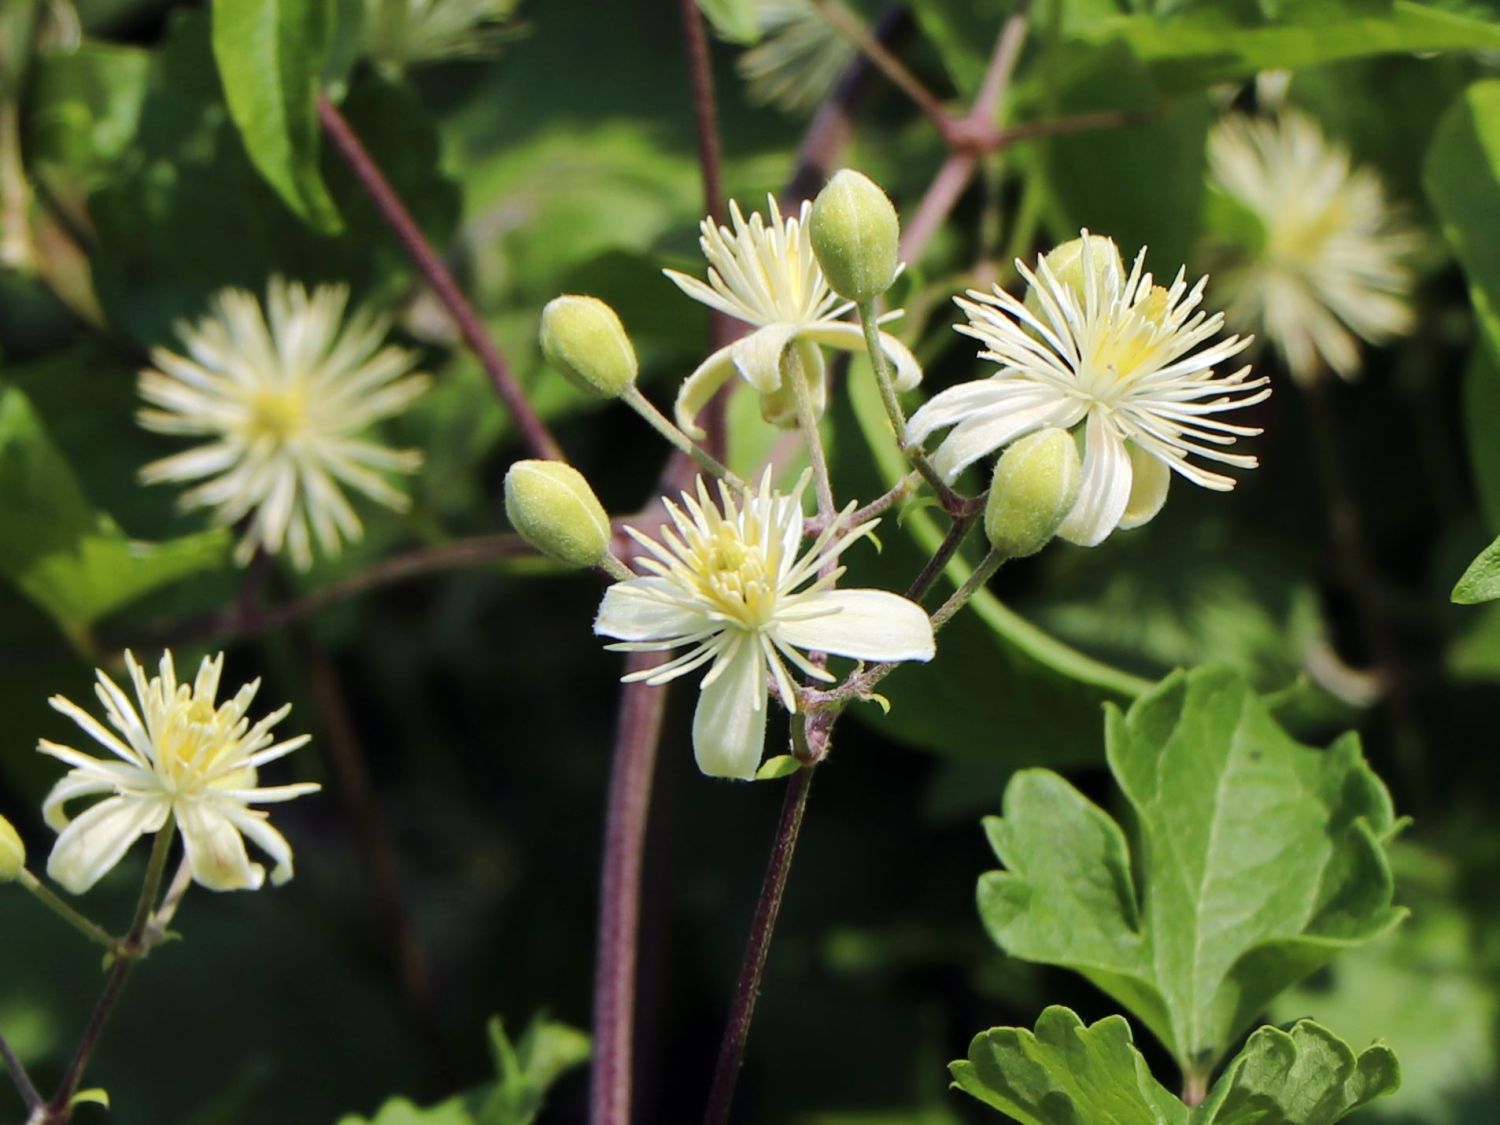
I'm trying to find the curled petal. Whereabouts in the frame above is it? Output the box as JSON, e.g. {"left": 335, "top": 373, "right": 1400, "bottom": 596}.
{"left": 803, "top": 322, "right": 923, "bottom": 390}
{"left": 674, "top": 347, "right": 738, "bottom": 440}
{"left": 1118, "top": 443, "right": 1171, "bottom": 530}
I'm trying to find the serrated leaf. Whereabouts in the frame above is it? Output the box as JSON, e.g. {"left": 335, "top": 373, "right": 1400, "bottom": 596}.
{"left": 211, "top": 0, "right": 341, "bottom": 232}
{"left": 696, "top": 0, "right": 761, "bottom": 45}
{"left": 1196, "top": 1020, "right": 1399, "bottom": 1124}
{"left": 0, "top": 385, "right": 230, "bottom": 647}
{"left": 977, "top": 666, "right": 1404, "bottom": 1074}
{"left": 951, "top": 1005, "right": 1188, "bottom": 1124}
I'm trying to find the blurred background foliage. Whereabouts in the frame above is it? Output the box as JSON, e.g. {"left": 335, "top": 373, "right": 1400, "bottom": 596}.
{"left": 3, "top": 0, "right": 1500, "bottom": 1120}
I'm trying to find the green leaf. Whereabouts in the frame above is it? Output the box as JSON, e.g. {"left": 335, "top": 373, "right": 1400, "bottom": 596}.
{"left": 474, "top": 1013, "right": 591, "bottom": 1125}
{"left": 211, "top": 0, "right": 341, "bottom": 232}
{"left": 756, "top": 754, "right": 805, "bottom": 780}
{"left": 338, "top": 1096, "right": 475, "bottom": 1125}
{"left": 1452, "top": 534, "right": 1500, "bottom": 605}
{"left": 1197, "top": 1020, "right": 1399, "bottom": 1124}
{"left": 977, "top": 666, "right": 1404, "bottom": 1074}
{"left": 696, "top": 0, "right": 760, "bottom": 45}
{"left": 1426, "top": 80, "right": 1500, "bottom": 367}
{"left": 0, "top": 385, "right": 230, "bottom": 647}
{"left": 951, "top": 1006, "right": 1188, "bottom": 1124}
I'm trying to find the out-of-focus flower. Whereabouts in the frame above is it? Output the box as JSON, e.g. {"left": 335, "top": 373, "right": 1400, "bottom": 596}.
{"left": 361, "top": 0, "right": 520, "bottom": 74}
{"left": 39, "top": 651, "right": 318, "bottom": 895}
{"left": 664, "top": 195, "right": 922, "bottom": 439}
{"left": 138, "top": 277, "right": 430, "bottom": 571}
{"left": 907, "top": 231, "right": 1268, "bottom": 547}
{"left": 738, "top": 0, "right": 853, "bottom": 114}
{"left": 1206, "top": 110, "right": 1417, "bottom": 384}
{"left": 0, "top": 813, "right": 24, "bottom": 882}
{"left": 594, "top": 472, "right": 934, "bottom": 780}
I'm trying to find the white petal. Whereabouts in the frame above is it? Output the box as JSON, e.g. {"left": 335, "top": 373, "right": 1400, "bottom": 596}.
{"left": 47, "top": 796, "right": 170, "bottom": 895}
{"left": 775, "top": 590, "right": 935, "bottom": 663}
{"left": 906, "top": 380, "right": 1021, "bottom": 445}
{"left": 729, "top": 324, "right": 799, "bottom": 394}
{"left": 692, "top": 637, "right": 769, "bottom": 781}
{"left": 802, "top": 322, "right": 924, "bottom": 390}
{"left": 1057, "top": 414, "right": 1132, "bottom": 547}
{"left": 595, "top": 580, "right": 710, "bottom": 643}
{"left": 929, "top": 396, "right": 1082, "bottom": 483}
{"left": 674, "top": 346, "right": 739, "bottom": 440}
{"left": 1117, "top": 443, "right": 1172, "bottom": 530}
{"left": 223, "top": 807, "right": 297, "bottom": 886}
{"left": 178, "top": 800, "right": 264, "bottom": 892}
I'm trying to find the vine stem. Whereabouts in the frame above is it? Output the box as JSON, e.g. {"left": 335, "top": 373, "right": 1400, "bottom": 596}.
{"left": 16, "top": 871, "right": 118, "bottom": 954}
{"left": 39, "top": 823, "right": 175, "bottom": 1125}
{"left": 701, "top": 765, "right": 814, "bottom": 1125}
{"left": 316, "top": 96, "right": 565, "bottom": 464}
{"left": 1, "top": 1026, "right": 40, "bottom": 1113}
{"left": 591, "top": 656, "right": 671, "bottom": 1125}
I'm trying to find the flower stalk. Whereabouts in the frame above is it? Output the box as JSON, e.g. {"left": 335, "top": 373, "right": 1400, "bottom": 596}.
{"left": 16, "top": 870, "right": 119, "bottom": 954}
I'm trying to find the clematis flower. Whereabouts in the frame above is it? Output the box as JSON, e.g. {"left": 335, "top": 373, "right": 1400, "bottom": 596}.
{"left": 138, "top": 277, "right": 430, "bottom": 571}
{"left": 738, "top": 0, "right": 854, "bottom": 114}
{"left": 594, "top": 472, "right": 935, "bottom": 780}
{"left": 1206, "top": 111, "right": 1417, "bottom": 384}
{"left": 39, "top": 651, "right": 319, "bottom": 895}
{"left": 907, "top": 232, "right": 1269, "bottom": 547}
{"left": 362, "top": 0, "right": 519, "bottom": 74}
{"left": 664, "top": 195, "right": 922, "bottom": 439}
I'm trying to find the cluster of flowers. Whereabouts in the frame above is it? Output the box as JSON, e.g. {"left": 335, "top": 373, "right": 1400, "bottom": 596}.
{"left": 1, "top": 104, "right": 1415, "bottom": 908}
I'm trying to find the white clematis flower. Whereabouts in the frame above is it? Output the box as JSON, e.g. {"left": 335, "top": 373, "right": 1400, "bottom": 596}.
{"left": 138, "top": 277, "right": 430, "bottom": 571}
{"left": 664, "top": 195, "right": 922, "bottom": 438}
{"left": 907, "top": 232, "right": 1270, "bottom": 547}
{"left": 39, "top": 651, "right": 319, "bottom": 895}
{"left": 594, "top": 472, "right": 935, "bottom": 780}
{"left": 1206, "top": 110, "right": 1418, "bottom": 385}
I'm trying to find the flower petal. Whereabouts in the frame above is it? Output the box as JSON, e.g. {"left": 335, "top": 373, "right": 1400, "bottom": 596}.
{"left": 47, "top": 795, "right": 170, "bottom": 895}
{"left": 729, "top": 324, "right": 799, "bottom": 394}
{"left": 1117, "top": 442, "right": 1172, "bottom": 530}
{"left": 692, "top": 637, "right": 768, "bottom": 781}
{"left": 1057, "top": 414, "right": 1132, "bottom": 547}
{"left": 595, "top": 579, "right": 710, "bottom": 643}
{"left": 674, "top": 346, "right": 739, "bottom": 440}
{"left": 803, "top": 322, "right": 924, "bottom": 389}
{"left": 775, "top": 589, "right": 935, "bottom": 663}
{"left": 178, "top": 800, "right": 264, "bottom": 892}
{"left": 928, "top": 395, "right": 1082, "bottom": 483}
{"left": 223, "top": 807, "right": 297, "bottom": 886}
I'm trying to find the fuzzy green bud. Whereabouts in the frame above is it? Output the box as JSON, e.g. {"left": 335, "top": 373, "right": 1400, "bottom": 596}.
{"left": 984, "top": 428, "right": 1082, "bottom": 559}
{"left": 1024, "top": 234, "right": 1124, "bottom": 320}
{"left": 539, "top": 295, "right": 638, "bottom": 398}
{"left": 0, "top": 814, "right": 24, "bottom": 882}
{"left": 809, "top": 169, "right": 900, "bottom": 302}
{"left": 504, "top": 460, "right": 613, "bottom": 568}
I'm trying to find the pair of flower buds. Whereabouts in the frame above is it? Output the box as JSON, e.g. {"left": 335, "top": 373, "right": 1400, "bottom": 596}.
{"left": 505, "top": 169, "right": 1080, "bottom": 568}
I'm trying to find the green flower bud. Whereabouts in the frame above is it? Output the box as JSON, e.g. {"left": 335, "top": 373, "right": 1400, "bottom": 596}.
{"left": 809, "top": 169, "right": 900, "bottom": 302}
{"left": 504, "top": 460, "right": 613, "bottom": 568}
{"left": 1025, "top": 234, "right": 1125, "bottom": 321}
{"left": 0, "top": 814, "right": 24, "bottom": 882}
{"left": 539, "top": 295, "right": 638, "bottom": 398}
{"left": 984, "top": 428, "right": 1082, "bottom": 559}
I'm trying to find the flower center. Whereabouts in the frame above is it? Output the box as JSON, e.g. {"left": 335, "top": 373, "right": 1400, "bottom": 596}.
{"left": 693, "top": 521, "right": 779, "bottom": 630}
{"left": 154, "top": 696, "right": 250, "bottom": 793}
{"left": 245, "top": 387, "right": 307, "bottom": 444}
{"left": 1083, "top": 284, "right": 1172, "bottom": 393}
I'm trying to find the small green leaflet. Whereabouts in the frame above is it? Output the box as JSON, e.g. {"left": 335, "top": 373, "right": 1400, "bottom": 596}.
{"left": 976, "top": 666, "right": 1404, "bottom": 1074}
{"left": 952, "top": 1006, "right": 1398, "bottom": 1124}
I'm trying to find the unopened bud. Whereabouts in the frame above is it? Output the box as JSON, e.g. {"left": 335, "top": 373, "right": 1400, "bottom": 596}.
{"left": 539, "top": 296, "right": 638, "bottom": 398}
{"left": 1026, "top": 233, "right": 1124, "bottom": 319}
{"left": 504, "top": 460, "right": 612, "bottom": 568}
{"left": 809, "top": 169, "right": 900, "bottom": 302}
{"left": 984, "top": 428, "right": 1082, "bottom": 559}
{"left": 0, "top": 814, "right": 24, "bottom": 882}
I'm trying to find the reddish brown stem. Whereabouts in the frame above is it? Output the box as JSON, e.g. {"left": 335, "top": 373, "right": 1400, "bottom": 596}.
{"left": 317, "top": 96, "right": 565, "bottom": 463}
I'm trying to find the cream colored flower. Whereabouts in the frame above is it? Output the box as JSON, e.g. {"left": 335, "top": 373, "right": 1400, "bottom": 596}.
{"left": 907, "top": 232, "right": 1269, "bottom": 547}
{"left": 595, "top": 472, "right": 934, "bottom": 779}
{"left": 138, "top": 277, "right": 430, "bottom": 571}
{"left": 1206, "top": 110, "right": 1417, "bottom": 384}
{"left": 362, "top": 0, "right": 519, "bottom": 74}
{"left": 738, "top": 0, "right": 853, "bottom": 114}
{"left": 664, "top": 196, "right": 922, "bottom": 438}
{"left": 38, "top": 651, "right": 318, "bottom": 895}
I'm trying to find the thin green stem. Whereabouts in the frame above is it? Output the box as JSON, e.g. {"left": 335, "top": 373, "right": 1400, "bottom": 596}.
{"left": 0, "top": 1025, "right": 39, "bottom": 1112}
{"left": 854, "top": 301, "right": 963, "bottom": 511}
{"left": 786, "top": 347, "right": 836, "bottom": 525}
{"left": 929, "top": 546, "right": 1007, "bottom": 631}
{"left": 600, "top": 554, "right": 636, "bottom": 583}
{"left": 40, "top": 822, "right": 176, "bottom": 1124}
{"left": 17, "top": 871, "right": 118, "bottom": 954}
{"left": 622, "top": 386, "right": 747, "bottom": 493}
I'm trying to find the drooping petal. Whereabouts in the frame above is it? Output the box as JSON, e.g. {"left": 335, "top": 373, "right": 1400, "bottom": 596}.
{"left": 928, "top": 395, "right": 1083, "bottom": 483}
{"left": 1057, "top": 414, "right": 1132, "bottom": 547}
{"left": 802, "top": 322, "right": 924, "bottom": 390}
{"left": 674, "top": 347, "right": 740, "bottom": 440}
{"left": 595, "top": 579, "right": 713, "bottom": 643}
{"left": 775, "top": 589, "right": 935, "bottom": 663}
{"left": 691, "top": 637, "right": 768, "bottom": 781}
{"left": 47, "top": 795, "right": 171, "bottom": 895}
{"left": 729, "top": 324, "right": 800, "bottom": 394}
{"left": 1117, "top": 442, "right": 1172, "bottom": 530}
{"left": 178, "top": 800, "right": 264, "bottom": 892}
